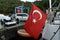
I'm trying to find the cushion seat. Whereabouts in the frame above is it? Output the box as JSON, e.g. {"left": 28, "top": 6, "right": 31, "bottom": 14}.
{"left": 17, "top": 29, "right": 31, "bottom": 37}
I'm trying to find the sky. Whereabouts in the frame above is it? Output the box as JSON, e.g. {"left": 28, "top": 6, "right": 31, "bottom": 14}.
{"left": 21, "top": 0, "right": 36, "bottom": 2}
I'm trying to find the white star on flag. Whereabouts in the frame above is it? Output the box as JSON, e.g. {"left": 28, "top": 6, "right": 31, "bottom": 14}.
{"left": 32, "top": 19, "right": 36, "bottom": 23}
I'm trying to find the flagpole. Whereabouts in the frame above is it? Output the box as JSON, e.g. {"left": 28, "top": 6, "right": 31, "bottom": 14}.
{"left": 49, "top": 0, "right": 52, "bottom": 12}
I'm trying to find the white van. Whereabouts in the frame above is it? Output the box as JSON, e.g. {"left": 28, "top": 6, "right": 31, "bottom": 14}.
{"left": 15, "top": 13, "right": 29, "bottom": 22}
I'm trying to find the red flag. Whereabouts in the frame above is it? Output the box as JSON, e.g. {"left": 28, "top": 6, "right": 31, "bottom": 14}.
{"left": 16, "top": 8, "right": 21, "bottom": 13}
{"left": 24, "top": 4, "right": 47, "bottom": 39}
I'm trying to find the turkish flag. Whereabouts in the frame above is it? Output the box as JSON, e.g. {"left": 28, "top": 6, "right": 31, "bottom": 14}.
{"left": 24, "top": 4, "right": 47, "bottom": 39}
{"left": 16, "top": 8, "right": 21, "bottom": 13}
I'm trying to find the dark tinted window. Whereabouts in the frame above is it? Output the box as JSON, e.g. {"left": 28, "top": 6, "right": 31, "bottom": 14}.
{"left": 17, "top": 14, "right": 27, "bottom": 16}
{"left": 23, "top": 9, "right": 28, "bottom": 13}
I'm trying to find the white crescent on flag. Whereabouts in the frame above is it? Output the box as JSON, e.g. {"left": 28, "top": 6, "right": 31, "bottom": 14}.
{"left": 32, "top": 10, "right": 42, "bottom": 23}
{"left": 32, "top": 10, "right": 42, "bottom": 20}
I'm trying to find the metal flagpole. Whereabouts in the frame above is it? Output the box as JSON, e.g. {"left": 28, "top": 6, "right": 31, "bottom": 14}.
{"left": 49, "top": 0, "right": 52, "bottom": 12}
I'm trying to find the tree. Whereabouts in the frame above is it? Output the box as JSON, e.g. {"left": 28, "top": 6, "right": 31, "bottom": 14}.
{"left": 0, "top": 0, "right": 23, "bottom": 14}
{"left": 52, "top": 0, "right": 60, "bottom": 7}
{"left": 0, "top": 0, "right": 60, "bottom": 14}
{"left": 34, "top": 0, "right": 49, "bottom": 12}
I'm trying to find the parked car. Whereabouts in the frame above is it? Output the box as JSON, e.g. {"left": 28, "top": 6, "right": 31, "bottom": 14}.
{"left": 15, "top": 13, "right": 29, "bottom": 22}
{"left": 0, "top": 14, "right": 11, "bottom": 21}
{"left": 4, "top": 21, "right": 16, "bottom": 26}
{"left": 53, "top": 12, "right": 60, "bottom": 25}
{"left": 56, "top": 12, "right": 60, "bottom": 15}
{"left": 0, "top": 14, "right": 16, "bottom": 26}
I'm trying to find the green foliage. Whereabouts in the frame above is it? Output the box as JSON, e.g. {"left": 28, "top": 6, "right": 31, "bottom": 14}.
{"left": 34, "top": 0, "right": 49, "bottom": 12}
{"left": 0, "top": 0, "right": 23, "bottom": 14}
{"left": 0, "top": 0, "right": 60, "bottom": 14}
{"left": 52, "top": 0, "right": 60, "bottom": 7}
